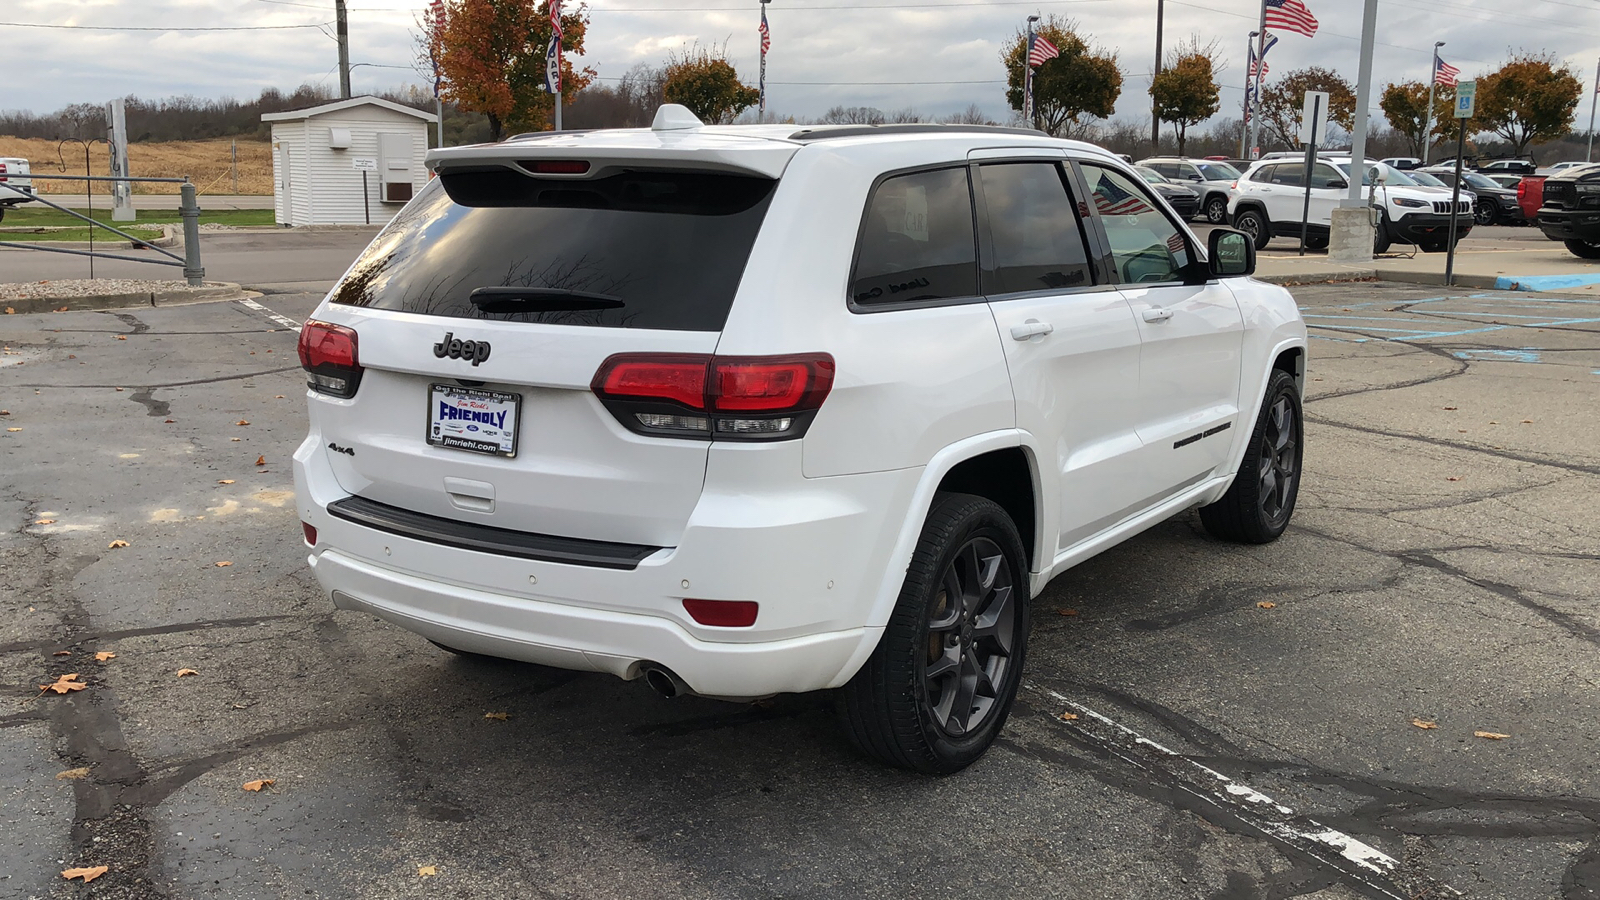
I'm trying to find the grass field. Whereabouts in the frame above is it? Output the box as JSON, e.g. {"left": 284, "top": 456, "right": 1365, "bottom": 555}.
{"left": 0, "top": 206, "right": 275, "bottom": 241}
{"left": 0, "top": 137, "right": 272, "bottom": 195}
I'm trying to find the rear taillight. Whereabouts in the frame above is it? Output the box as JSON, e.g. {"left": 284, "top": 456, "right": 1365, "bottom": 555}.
{"left": 591, "top": 352, "right": 834, "bottom": 441}
{"left": 0, "top": 163, "right": 8, "bottom": 182}
{"left": 302, "top": 522, "right": 318, "bottom": 546}
{"left": 682, "top": 598, "right": 759, "bottom": 627}
{"left": 297, "top": 320, "right": 363, "bottom": 398}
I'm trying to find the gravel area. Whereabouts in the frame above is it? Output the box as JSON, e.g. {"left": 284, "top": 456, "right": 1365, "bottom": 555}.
{"left": 0, "top": 278, "right": 221, "bottom": 300}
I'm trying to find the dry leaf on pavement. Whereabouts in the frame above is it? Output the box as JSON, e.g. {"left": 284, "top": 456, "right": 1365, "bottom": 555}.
{"left": 236, "top": 420, "right": 250, "bottom": 426}
{"left": 108, "top": 540, "right": 129, "bottom": 549}
{"left": 51, "top": 650, "right": 70, "bottom": 657}
{"left": 1056, "top": 608, "right": 1078, "bottom": 617}
{"left": 1058, "top": 711, "right": 1079, "bottom": 722}
{"left": 1411, "top": 718, "right": 1438, "bottom": 729}
{"left": 254, "top": 455, "right": 266, "bottom": 466}
{"left": 56, "top": 768, "right": 91, "bottom": 780}
{"left": 5, "top": 427, "right": 20, "bottom": 432}
{"left": 95, "top": 651, "right": 116, "bottom": 662}
{"left": 115, "top": 335, "right": 127, "bottom": 340}
{"left": 484, "top": 711, "right": 510, "bottom": 721}
{"left": 1257, "top": 601, "right": 1277, "bottom": 609}
{"left": 418, "top": 865, "right": 438, "bottom": 878}
{"left": 218, "top": 479, "right": 234, "bottom": 484}
{"left": 1474, "top": 731, "right": 1510, "bottom": 740}
{"left": 3, "top": 307, "right": 13, "bottom": 315}
{"left": 61, "top": 866, "right": 108, "bottom": 883}
{"left": 176, "top": 668, "right": 199, "bottom": 677}
{"left": 164, "top": 419, "right": 175, "bottom": 423}
{"left": 39, "top": 673, "right": 87, "bottom": 694}
{"left": 214, "top": 561, "right": 233, "bottom": 567}
{"left": 34, "top": 518, "right": 55, "bottom": 525}
{"left": 241, "top": 779, "right": 275, "bottom": 792}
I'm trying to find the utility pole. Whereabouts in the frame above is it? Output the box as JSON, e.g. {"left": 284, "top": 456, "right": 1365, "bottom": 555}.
{"left": 1024, "top": 16, "right": 1039, "bottom": 130}
{"left": 1422, "top": 41, "right": 1444, "bottom": 165}
{"left": 335, "top": 0, "right": 352, "bottom": 99}
{"left": 1240, "top": 30, "right": 1258, "bottom": 159}
{"left": 1152, "top": 0, "right": 1164, "bottom": 150}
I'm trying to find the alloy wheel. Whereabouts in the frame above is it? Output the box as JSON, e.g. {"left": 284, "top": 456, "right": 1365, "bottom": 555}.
{"left": 1206, "top": 197, "right": 1228, "bottom": 224}
{"left": 1256, "top": 395, "right": 1298, "bottom": 522}
{"left": 922, "top": 537, "right": 1017, "bottom": 738}
{"left": 1475, "top": 202, "right": 1496, "bottom": 226}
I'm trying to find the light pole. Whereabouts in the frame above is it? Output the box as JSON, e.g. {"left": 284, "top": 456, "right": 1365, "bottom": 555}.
{"left": 1025, "top": 15, "right": 1040, "bottom": 130}
{"left": 1152, "top": 0, "right": 1165, "bottom": 150}
{"left": 1422, "top": 41, "right": 1444, "bottom": 165}
{"left": 1588, "top": 57, "right": 1599, "bottom": 162}
{"left": 1240, "top": 30, "right": 1258, "bottom": 159}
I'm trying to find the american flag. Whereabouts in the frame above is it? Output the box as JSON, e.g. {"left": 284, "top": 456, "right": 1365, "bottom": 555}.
{"left": 549, "top": 0, "right": 562, "bottom": 40}
{"left": 1264, "top": 0, "right": 1318, "bottom": 38}
{"left": 759, "top": 8, "right": 770, "bottom": 54}
{"left": 1434, "top": 56, "right": 1460, "bottom": 87}
{"left": 1248, "top": 47, "right": 1269, "bottom": 79}
{"left": 1028, "top": 35, "right": 1060, "bottom": 68}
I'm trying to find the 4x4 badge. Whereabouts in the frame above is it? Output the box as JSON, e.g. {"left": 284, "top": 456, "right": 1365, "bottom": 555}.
{"left": 433, "top": 332, "right": 491, "bottom": 366}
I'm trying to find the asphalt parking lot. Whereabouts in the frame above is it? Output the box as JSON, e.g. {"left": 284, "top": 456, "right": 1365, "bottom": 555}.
{"left": 2, "top": 281, "right": 1597, "bottom": 899}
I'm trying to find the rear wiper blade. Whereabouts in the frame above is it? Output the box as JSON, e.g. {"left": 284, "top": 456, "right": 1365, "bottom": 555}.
{"left": 469, "top": 287, "right": 625, "bottom": 313}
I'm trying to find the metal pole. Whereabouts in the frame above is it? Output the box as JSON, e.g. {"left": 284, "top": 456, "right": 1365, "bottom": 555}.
{"left": 1152, "top": 0, "right": 1164, "bottom": 150}
{"left": 1248, "top": 0, "right": 1267, "bottom": 158}
{"left": 231, "top": 140, "right": 238, "bottom": 194}
{"left": 85, "top": 144, "right": 93, "bottom": 279}
{"left": 554, "top": 82, "right": 562, "bottom": 131}
{"left": 436, "top": 98, "right": 444, "bottom": 148}
{"left": 759, "top": 0, "right": 770, "bottom": 122}
{"left": 335, "top": 0, "right": 352, "bottom": 99}
{"left": 1422, "top": 43, "right": 1442, "bottom": 165}
{"left": 362, "top": 171, "right": 370, "bottom": 225}
{"left": 1241, "top": 30, "right": 1257, "bottom": 160}
{"left": 180, "top": 181, "right": 204, "bottom": 287}
{"left": 1445, "top": 120, "right": 1466, "bottom": 285}
{"left": 1344, "top": 0, "right": 1379, "bottom": 207}
{"left": 1300, "top": 94, "right": 1321, "bottom": 256}
{"left": 1024, "top": 17, "right": 1037, "bottom": 130}
{"left": 1588, "top": 57, "right": 1599, "bottom": 163}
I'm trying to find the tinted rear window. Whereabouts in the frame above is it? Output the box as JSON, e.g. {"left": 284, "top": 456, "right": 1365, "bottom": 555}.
{"left": 328, "top": 169, "right": 776, "bottom": 331}
{"left": 850, "top": 167, "right": 978, "bottom": 306}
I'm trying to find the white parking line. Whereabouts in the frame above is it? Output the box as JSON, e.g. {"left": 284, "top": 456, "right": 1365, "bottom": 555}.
{"left": 236, "top": 298, "right": 302, "bottom": 333}
{"left": 1032, "top": 686, "right": 1462, "bottom": 898}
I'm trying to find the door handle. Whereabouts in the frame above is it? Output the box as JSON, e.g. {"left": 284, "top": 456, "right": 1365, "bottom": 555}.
{"left": 1010, "top": 319, "right": 1054, "bottom": 341}
{"left": 1142, "top": 307, "right": 1174, "bottom": 323}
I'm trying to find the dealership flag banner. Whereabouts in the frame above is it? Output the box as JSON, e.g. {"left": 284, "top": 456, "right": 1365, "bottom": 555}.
{"left": 544, "top": 0, "right": 562, "bottom": 94}
{"left": 1434, "top": 56, "right": 1460, "bottom": 88}
{"left": 759, "top": 6, "right": 770, "bottom": 117}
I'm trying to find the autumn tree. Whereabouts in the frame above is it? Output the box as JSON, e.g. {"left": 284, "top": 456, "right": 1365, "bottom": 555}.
{"left": 1002, "top": 16, "right": 1121, "bottom": 137}
{"left": 1380, "top": 81, "right": 1453, "bottom": 157}
{"left": 421, "top": 0, "right": 594, "bottom": 140}
{"left": 1477, "top": 52, "right": 1583, "bottom": 155}
{"left": 1259, "top": 67, "right": 1354, "bottom": 149}
{"left": 661, "top": 45, "right": 760, "bottom": 124}
{"left": 1149, "top": 37, "right": 1221, "bottom": 156}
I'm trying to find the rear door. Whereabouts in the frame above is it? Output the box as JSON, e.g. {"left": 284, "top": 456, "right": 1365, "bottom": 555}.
{"left": 1077, "top": 162, "right": 1244, "bottom": 497}
{"left": 976, "top": 160, "right": 1148, "bottom": 551}
{"left": 309, "top": 168, "right": 778, "bottom": 547}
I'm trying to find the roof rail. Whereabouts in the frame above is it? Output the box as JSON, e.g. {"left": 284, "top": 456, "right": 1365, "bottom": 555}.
{"left": 787, "top": 123, "right": 1045, "bottom": 142}
{"left": 503, "top": 129, "right": 597, "bottom": 141}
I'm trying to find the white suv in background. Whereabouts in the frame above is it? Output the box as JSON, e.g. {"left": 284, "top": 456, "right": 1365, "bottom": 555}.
{"left": 0, "top": 157, "right": 34, "bottom": 221}
{"left": 294, "top": 107, "right": 1308, "bottom": 773}
{"left": 1230, "top": 157, "right": 1472, "bottom": 253}
{"left": 1137, "top": 156, "right": 1244, "bottom": 224}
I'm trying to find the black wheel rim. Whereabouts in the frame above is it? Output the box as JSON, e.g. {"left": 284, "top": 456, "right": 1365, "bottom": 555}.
{"left": 921, "top": 537, "right": 1017, "bottom": 738}
{"left": 1257, "top": 395, "right": 1299, "bottom": 522}
{"left": 1476, "top": 203, "right": 1494, "bottom": 225}
{"left": 1239, "top": 214, "right": 1260, "bottom": 239}
{"left": 1207, "top": 198, "right": 1227, "bottom": 223}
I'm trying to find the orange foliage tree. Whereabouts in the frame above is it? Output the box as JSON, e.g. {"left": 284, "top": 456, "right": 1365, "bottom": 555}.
{"left": 422, "top": 0, "right": 594, "bottom": 139}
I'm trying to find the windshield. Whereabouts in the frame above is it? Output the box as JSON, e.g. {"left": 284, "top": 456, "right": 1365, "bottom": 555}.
{"left": 1461, "top": 172, "right": 1500, "bottom": 190}
{"left": 1334, "top": 162, "right": 1418, "bottom": 187}
{"left": 1196, "top": 161, "right": 1241, "bottom": 180}
{"left": 1408, "top": 171, "right": 1447, "bottom": 188}
{"left": 1136, "top": 167, "right": 1170, "bottom": 184}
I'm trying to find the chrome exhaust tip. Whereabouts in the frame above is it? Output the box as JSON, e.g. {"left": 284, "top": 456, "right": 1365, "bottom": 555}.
{"left": 642, "top": 665, "right": 689, "bottom": 699}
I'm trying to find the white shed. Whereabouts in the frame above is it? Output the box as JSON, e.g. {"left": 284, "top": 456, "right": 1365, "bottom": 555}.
{"left": 262, "top": 96, "right": 437, "bottom": 226}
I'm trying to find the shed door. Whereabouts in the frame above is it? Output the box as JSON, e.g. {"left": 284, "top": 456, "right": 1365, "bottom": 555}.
{"left": 377, "top": 133, "right": 414, "bottom": 203}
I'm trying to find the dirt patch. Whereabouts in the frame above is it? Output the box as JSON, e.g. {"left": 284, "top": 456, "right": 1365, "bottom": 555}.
{"left": 0, "top": 136, "right": 272, "bottom": 195}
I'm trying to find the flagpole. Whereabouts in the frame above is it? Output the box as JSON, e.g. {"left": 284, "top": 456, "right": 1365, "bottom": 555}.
{"left": 759, "top": 0, "right": 770, "bottom": 121}
{"left": 1024, "top": 16, "right": 1039, "bottom": 129}
{"left": 1248, "top": 0, "right": 1267, "bottom": 158}
{"left": 1588, "top": 56, "right": 1599, "bottom": 163}
{"left": 1422, "top": 42, "right": 1443, "bottom": 165}
{"left": 1241, "top": 30, "right": 1257, "bottom": 159}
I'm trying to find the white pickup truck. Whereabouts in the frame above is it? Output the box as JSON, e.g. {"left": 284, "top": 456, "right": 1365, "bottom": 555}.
{"left": 0, "top": 157, "right": 35, "bottom": 221}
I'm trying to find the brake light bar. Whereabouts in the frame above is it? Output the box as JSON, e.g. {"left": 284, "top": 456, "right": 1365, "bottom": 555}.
{"left": 298, "top": 320, "right": 364, "bottom": 398}
{"left": 519, "top": 159, "right": 591, "bottom": 175}
{"left": 592, "top": 352, "right": 835, "bottom": 441}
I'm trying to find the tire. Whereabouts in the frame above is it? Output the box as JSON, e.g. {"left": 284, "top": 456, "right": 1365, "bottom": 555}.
{"left": 1565, "top": 239, "right": 1600, "bottom": 259}
{"left": 1234, "top": 208, "right": 1271, "bottom": 250}
{"left": 1372, "top": 210, "right": 1392, "bottom": 255}
{"left": 1304, "top": 234, "right": 1329, "bottom": 251}
{"left": 1198, "top": 369, "right": 1303, "bottom": 544}
{"left": 839, "top": 492, "right": 1031, "bottom": 774}
{"left": 1475, "top": 200, "right": 1498, "bottom": 226}
{"left": 1204, "top": 195, "right": 1229, "bottom": 224}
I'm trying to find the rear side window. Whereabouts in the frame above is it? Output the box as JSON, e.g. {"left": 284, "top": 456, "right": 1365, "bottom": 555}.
{"left": 977, "top": 163, "right": 1094, "bottom": 294}
{"left": 328, "top": 169, "right": 776, "bottom": 331}
{"left": 851, "top": 168, "right": 978, "bottom": 306}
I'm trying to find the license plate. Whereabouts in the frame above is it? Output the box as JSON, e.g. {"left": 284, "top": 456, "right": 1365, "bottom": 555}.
{"left": 427, "top": 384, "right": 520, "bottom": 457}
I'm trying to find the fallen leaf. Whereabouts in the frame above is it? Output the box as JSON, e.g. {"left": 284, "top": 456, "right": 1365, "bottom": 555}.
{"left": 0, "top": 410, "right": 8, "bottom": 415}
{"left": 34, "top": 518, "right": 55, "bottom": 525}
{"left": 1521, "top": 419, "right": 1533, "bottom": 424}
{"left": 39, "top": 673, "right": 87, "bottom": 694}
{"left": 1257, "top": 601, "right": 1277, "bottom": 609}
{"left": 214, "top": 561, "right": 233, "bottom": 567}
{"left": 236, "top": 420, "right": 250, "bottom": 426}
{"left": 176, "top": 668, "right": 199, "bottom": 677}
{"left": 95, "top": 651, "right": 116, "bottom": 662}
{"left": 1489, "top": 421, "right": 1499, "bottom": 425}
{"left": 1443, "top": 406, "right": 1458, "bottom": 410}
{"left": 230, "top": 437, "right": 240, "bottom": 442}
{"left": 484, "top": 711, "right": 510, "bottom": 721}
{"left": 274, "top": 395, "right": 285, "bottom": 399}
{"left": 107, "top": 540, "right": 129, "bottom": 549}
{"left": 1057, "top": 608, "right": 1078, "bottom": 617}
{"left": 3, "top": 307, "right": 12, "bottom": 314}
{"left": 1058, "top": 711, "right": 1079, "bottom": 722}
{"left": 164, "top": 419, "right": 175, "bottom": 424}
{"left": 116, "top": 335, "right": 127, "bottom": 341}
{"left": 55, "top": 306, "right": 69, "bottom": 313}
{"left": 254, "top": 455, "right": 266, "bottom": 465}
{"left": 56, "top": 767, "right": 91, "bottom": 780}
{"left": 1474, "top": 730, "right": 1510, "bottom": 740}
{"left": 1446, "top": 477, "right": 1460, "bottom": 482}
{"left": 1411, "top": 718, "right": 1438, "bottom": 729}
{"left": 218, "top": 479, "right": 234, "bottom": 484}
{"left": 61, "top": 866, "right": 108, "bottom": 883}
{"left": 52, "top": 650, "right": 71, "bottom": 657}
{"left": 418, "top": 865, "right": 438, "bottom": 878}
{"left": 114, "top": 387, "right": 124, "bottom": 392}
{"left": 241, "top": 778, "right": 275, "bottom": 792}
{"left": 5, "top": 427, "right": 20, "bottom": 432}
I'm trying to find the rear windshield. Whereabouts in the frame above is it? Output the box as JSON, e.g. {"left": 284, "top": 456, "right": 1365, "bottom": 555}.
{"left": 328, "top": 168, "right": 776, "bottom": 331}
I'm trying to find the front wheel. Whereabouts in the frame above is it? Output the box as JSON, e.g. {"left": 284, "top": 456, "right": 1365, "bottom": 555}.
{"left": 1565, "top": 239, "right": 1600, "bottom": 259}
{"left": 839, "top": 493, "right": 1030, "bottom": 774}
{"left": 1234, "top": 208, "right": 1271, "bottom": 250}
{"left": 1199, "top": 369, "right": 1303, "bottom": 544}
{"left": 1205, "top": 195, "right": 1229, "bottom": 224}
{"left": 1475, "top": 200, "right": 1498, "bottom": 226}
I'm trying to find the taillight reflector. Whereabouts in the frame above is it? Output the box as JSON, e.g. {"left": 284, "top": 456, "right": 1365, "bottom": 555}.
{"left": 592, "top": 352, "right": 834, "bottom": 441}
{"left": 683, "top": 598, "right": 758, "bottom": 627}
{"left": 302, "top": 522, "right": 318, "bottom": 546}
{"left": 520, "top": 159, "right": 591, "bottom": 175}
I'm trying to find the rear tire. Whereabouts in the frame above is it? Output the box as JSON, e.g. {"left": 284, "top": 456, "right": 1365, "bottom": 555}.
{"left": 1565, "top": 239, "right": 1600, "bottom": 259}
{"left": 1304, "top": 234, "right": 1329, "bottom": 251}
{"left": 1205, "top": 195, "right": 1229, "bottom": 224}
{"left": 1199, "top": 369, "right": 1303, "bottom": 544}
{"left": 839, "top": 493, "right": 1030, "bottom": 774}
{"left": 1234, "top": 208, "right": 1271, "bottom": 250}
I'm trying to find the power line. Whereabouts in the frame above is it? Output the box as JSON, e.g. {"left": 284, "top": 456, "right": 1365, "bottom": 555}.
{"left": 0, "top": 20, "right": 333, "bottom": 31}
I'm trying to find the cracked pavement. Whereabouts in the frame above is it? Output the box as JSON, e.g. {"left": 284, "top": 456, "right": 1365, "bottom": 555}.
{"left": 1, "top": 281, "right": 1596, "bottom": 899}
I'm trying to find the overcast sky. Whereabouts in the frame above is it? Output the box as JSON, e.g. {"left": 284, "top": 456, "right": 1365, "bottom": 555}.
{"left": 5, "top": 0, "right": 1599, "bottom": 126}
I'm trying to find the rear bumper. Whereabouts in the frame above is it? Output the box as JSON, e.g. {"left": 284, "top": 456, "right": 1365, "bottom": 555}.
{"left": 1537, "top": 208, "right": 1600, "bottom": 242}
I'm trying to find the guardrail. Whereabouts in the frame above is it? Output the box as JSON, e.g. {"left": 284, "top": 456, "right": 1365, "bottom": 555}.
{"left": 0, "top": 173, "right": 204, "bottom": 286}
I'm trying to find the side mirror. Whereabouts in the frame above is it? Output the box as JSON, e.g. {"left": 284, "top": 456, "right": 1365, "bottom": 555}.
{"left": 1208, "top": 229, "right": 1255, "bottom": 278}
{"left": 1329, "top": 178, "right": 1348, "bottom": 190}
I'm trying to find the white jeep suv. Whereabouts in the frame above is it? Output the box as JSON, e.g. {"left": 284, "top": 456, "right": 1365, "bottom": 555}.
{"left": 1230, "top": 157, "right": 1472, "bottom": 253}
{"left": 294, "top": 107, "right": 1308, "bottom": 773}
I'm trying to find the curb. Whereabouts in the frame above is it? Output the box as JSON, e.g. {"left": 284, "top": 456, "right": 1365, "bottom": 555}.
{"left": 3, "top": 282, "right": 249, "bottom": 314}
{"left": 0, "top": 223, "right": 179, "bottom": 251}
{"left": 1257, "top": 269, "right": 1378, "bottom": 285}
